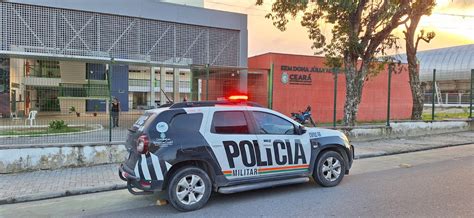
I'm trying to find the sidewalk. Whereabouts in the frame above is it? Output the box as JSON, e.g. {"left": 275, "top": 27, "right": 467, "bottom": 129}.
{"left": 355, "top": 131, "right": 474, "bottom": 158}
{"left": 0, "top": 164, "right": 125, "bottom": 205}
{"left": 0, "top": 131, "right": 473, "bottom": 205}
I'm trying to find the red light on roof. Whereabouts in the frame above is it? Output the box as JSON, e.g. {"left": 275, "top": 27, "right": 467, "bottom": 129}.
{"left": 228, "top": 95, "right": 248, "bottom": 101}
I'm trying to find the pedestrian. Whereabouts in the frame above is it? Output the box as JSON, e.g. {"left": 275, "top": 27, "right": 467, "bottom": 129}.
{"left": 111, "top": 97, "right": 120, "bottom": 128}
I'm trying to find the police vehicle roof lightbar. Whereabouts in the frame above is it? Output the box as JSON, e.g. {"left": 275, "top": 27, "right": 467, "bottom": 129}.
{"left": 228, "top": 95, "right": 248, "bottom": 101}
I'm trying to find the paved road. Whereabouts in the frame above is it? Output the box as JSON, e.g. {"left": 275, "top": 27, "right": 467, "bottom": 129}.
{"left": 1, "top": 144, "right": 473, "bottom": 217}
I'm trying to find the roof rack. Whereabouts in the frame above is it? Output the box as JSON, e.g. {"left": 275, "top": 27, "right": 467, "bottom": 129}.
{"left": 169, "top": 100, "right": 263, "bottom": 109}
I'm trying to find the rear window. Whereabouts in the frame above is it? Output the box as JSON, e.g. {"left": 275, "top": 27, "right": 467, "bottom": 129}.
{"left": 132, "top": 113, "right": 153, "bottom": 129}
{"left": 170, "top": 113, "right": 203, "bottom": 132}
{"left": 211, "top": 111, "right": 249, "bottom": 134}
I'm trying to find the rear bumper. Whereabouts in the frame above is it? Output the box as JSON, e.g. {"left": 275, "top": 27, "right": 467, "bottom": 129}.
{"left": 119, "top": 163, "right": 164, "bottom": 194}
{"left": 119, "top": 164, "right": 151, "bottom": 195}
{"left": 119, "top": 163, "right": 139, "bottom": 181}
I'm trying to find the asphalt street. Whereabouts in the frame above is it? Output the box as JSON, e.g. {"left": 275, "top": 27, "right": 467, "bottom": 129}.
{"left": 1, "top": 144, "right": 473, "bottom": 217}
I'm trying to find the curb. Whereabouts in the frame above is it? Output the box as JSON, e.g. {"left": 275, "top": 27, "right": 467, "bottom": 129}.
{"left": 0, "top": 183, "right": 127, "bottom": 205}
{"left": 355, "top": 142, "right": 474, "bottom": 159}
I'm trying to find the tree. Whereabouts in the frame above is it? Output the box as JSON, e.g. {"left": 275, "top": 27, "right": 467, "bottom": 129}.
{"left": 402, "top": 0, "right": 436, "bottom": 120}
{"left": 257, "top": 0, "right": 412, "bottom": 126}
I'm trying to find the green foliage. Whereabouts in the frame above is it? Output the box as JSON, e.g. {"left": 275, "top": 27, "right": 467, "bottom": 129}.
{"left": 402, "top": 0, "right": 436, "bottom": 120}
{"left": 257, "top": 0, "right": 422, "bottom": 126}
{"left": 422, "top": 112, "right": 470, "bottom": 121}
{"left": 49, "top": 120, "right": 68, "bottom": 130}
{"left": 0, "top": 126, "right": 84, "bottom": 136}
{"left": 69, "top": 106, "right": 76, "bottom": 112}
{"left": 257, "top": 0, "right": 413, "bottom": 73}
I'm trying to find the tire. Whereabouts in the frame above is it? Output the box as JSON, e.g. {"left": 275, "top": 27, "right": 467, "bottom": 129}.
{"left": 167, "top": 166, "right": 212, "bottom": 212}
{"left": 313, "top": 151, "right": 346, "bottom": 187}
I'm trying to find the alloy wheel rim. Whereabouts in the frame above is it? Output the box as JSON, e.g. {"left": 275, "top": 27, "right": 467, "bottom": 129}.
{"left": 176, "top": 174, "right": 205, "bottom": 205}
{"left": 322, "top": 157, "right": 342, "bottom": 182}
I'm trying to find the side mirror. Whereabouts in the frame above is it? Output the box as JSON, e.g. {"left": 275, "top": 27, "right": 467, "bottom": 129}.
{"left": 296, "top": 125, "right": 307, "bottom": 135}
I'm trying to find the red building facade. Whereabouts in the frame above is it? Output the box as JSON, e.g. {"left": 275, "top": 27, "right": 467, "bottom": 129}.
{"left": 248, "top": 53, "right": 413, "bottom": 123}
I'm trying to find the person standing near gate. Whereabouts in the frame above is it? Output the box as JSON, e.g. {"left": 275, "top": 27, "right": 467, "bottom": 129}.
{"left": 111, "top": 97, "right": 120, "bottom": 128}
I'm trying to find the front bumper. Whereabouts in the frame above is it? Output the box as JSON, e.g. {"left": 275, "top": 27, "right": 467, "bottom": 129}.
{"left": 344, "top": 144, "right": 354, "bottom": 175}
{"left": 350, "top": 144, "right": 354, "bottom": 165}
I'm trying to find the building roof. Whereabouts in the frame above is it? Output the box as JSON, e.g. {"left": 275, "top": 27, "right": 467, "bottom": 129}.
{"left": 4, "top": 0, "right": 247, "bottom": 31}
{"left": 395, "top": 44, "right": 474, "bottom": 81}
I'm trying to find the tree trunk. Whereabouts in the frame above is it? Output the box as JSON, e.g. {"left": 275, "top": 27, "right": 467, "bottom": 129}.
{"left": 343, "top": 56, "right": 365, "bottom": 126}
{"left": 407, "top": 56, "right": 424, "bottom": 120}
{"left": 405, "top": 17, "right": 425, "bottom": 120}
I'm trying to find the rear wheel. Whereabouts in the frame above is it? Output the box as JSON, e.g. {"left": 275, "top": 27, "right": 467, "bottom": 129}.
{"left": 313, "top": 151, "right": 346, "bottom": 187}
{"left": 167, "top": 166, "right": 212, "bottom": 212}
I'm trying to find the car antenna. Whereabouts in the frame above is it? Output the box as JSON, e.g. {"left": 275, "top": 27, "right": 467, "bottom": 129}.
{"left": 160, "top": 88, "right": 173, "bottom": 104}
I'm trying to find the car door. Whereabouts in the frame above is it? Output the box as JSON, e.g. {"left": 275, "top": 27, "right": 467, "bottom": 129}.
{"left": 250, "top": 110, "right": 312, "bottom": 177}
{"left": 204, "top": 107, "right": 260, "bottom": 180}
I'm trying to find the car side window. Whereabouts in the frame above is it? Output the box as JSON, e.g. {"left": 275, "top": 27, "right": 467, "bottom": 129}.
{"left": 212, "top": 111, "right": 250, "bottom": 134}
{"left": 253, "top": 111, "right": 295, "bottom": 135}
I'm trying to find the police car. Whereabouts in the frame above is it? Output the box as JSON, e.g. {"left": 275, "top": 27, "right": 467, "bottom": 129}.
{"left": 119, "top": 96, "right": 354, "bottom": 211}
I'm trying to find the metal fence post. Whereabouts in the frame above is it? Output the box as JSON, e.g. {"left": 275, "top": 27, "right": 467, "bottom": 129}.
{"left": 107, "top": 63, "right": 112, "bottom": 142}
{"left": 387, "top": 64, "right": 392, "bottom": 127}
{"left": 432, "top": 69, "right": 436, "bottom": 121}
{"left": 205, "top": 64, "right": 209, "bottom": 101}
{"left": 333, "top": 68, "right": 338, "bottom": 128}
{"left": 268, "top": 63, "right": 274, "bottom": 109}
{"left": 470, "top": 69, "right": 473, "bottom": 118}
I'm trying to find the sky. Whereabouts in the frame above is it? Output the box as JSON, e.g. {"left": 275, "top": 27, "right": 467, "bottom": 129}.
{"left": 204, "top": 0, "right": 474, "bottom": 57}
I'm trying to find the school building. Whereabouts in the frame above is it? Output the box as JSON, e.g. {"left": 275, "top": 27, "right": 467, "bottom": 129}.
{"left": 248, "top": 53, "right": 413, "bottom": 123}
{"left": 0, "top": 0, "right": 249, "bottom": 116}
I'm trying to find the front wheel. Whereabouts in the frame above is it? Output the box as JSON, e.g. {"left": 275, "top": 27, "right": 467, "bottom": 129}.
{"left": 167, "top": 167, "right": 212, "bottom": 212}
{"left": 313, "top": 151, "right": 346, "bottom": 187}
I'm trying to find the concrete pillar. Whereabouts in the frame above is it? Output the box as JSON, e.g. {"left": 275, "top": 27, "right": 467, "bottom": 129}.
{"left": 198, "top": 79, "right": 202, "bottom": 101}
{"left": 150, "top": 67, "right": 155, "bottom": 108}
{"left": 105, "top": 99, "right": 109, "bottom": 115}
{"left": 173, "top": 68, "right": 180, "bottom": 103}
{"left": 160, "top": 67, "right": 167, "bottom": 105}
{"left": 239, "top": 69, "right": 248, "bottom": 94}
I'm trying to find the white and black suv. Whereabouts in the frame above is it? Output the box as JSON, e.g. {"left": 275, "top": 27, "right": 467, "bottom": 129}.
{"left": 119, "top": 100, "right": 354, "bottom": 211}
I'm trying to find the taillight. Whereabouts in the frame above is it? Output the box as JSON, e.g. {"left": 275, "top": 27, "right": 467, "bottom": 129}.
{"left": 137, "top": 135, "right": 149, "bottom": 154}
